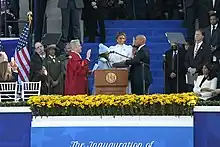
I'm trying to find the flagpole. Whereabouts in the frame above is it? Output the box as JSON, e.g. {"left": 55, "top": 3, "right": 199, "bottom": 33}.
{"left": 27, "top": 11, "right": 33, "bottom": 54}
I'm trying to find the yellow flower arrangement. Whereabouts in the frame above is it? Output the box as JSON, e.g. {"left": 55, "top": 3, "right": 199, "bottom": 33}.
{"left": 27, "top": 92, "right": 198, "bottom": 109}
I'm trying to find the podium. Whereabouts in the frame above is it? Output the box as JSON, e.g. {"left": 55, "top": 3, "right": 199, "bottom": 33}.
{"left": 94, "top": 69, "right": 128, "bottom": 95}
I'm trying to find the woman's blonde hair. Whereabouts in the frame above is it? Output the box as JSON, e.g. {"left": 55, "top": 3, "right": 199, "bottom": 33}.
{"left": 0, "top": 52, "right": 8, "bottom": 63}
{"left": 0, "top": 61, "right": 12, "bottom": 81}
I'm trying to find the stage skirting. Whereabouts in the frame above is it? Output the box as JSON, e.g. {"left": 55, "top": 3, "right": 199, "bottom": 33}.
{"left": 0, "top": 107, "right": 32, "bottom": 147}
{"left": 31, "top": 116, "right": 193, "bottom": 147}
{"left": 194, "top": 106, "right": 220, "bottom": 147}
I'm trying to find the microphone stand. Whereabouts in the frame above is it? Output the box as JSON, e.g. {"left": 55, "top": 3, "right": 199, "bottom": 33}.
{"left": 163, "top": 54, "right": 166, "bottom": 93}
{"left": 82, "top": 56, "right": 102, "bottom": 68}
{"left": 176, "top": 46, "right": 179, "bottom": 93}
{"left": 140, "top": 61, "right": 149, "bottom": 94}
{"left": 8, "top": 25, "right": 12, "bottom": 37}
{"left": 110, "top": 51, "right": 132, "bottom": 59}
{"left": 183, "top": 0, "right": 186, "bottom": 21}
{"left": 4, "top": 0, "right": 7, "bottom": 37}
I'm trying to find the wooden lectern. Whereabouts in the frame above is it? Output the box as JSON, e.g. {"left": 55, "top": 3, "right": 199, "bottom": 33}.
{"left": 94, "top": 69, "right": 128, "bottom": 95}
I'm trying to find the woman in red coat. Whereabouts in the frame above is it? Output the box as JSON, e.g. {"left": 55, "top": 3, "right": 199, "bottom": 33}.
{"left": 65, "top": 39, "right": 91, "bottom": 95}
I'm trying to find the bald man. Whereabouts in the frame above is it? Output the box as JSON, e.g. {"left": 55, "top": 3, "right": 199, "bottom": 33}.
{"left": 125, "top": 35, "right": 152, "bottom": 95}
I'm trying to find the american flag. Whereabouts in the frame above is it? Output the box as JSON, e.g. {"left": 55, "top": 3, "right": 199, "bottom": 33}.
{"left": 15, "top": 23, "right": 30, "bottom": 82}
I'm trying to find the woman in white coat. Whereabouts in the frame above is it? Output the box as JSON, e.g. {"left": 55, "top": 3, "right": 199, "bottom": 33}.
{"left": 193, "top": 63, "right": 217, "bottom": 100}
{"left": 109, "top": 32, "right": 133, "bottom": 64}
{"left": 108, "top": 32, "right": 133, "bottom": 94}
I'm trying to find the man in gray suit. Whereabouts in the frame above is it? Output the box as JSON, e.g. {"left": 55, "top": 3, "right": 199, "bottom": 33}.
{"left": 58, "top": 0, "right": 84, "bottom": 43}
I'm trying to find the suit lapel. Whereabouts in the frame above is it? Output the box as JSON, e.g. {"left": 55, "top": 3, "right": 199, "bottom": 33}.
{"left": 194, "top": 43, "right": 204, "bottom": 59}
{"left": 190, "top": 44, "right": 195, "bottom": 58}
{"left": 211, "top": 29, "right": 217, "bottom": 41}
{"left": 207, "top": 26, "right": 211, "bottom": 38}
{"left": 210, "top": 28, "right": 220, "bottom": 46}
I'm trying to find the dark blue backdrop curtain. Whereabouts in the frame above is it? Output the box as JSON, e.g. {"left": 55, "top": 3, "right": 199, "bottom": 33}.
{"left": 1, "top": 38, "right": 18, "bottom": 59}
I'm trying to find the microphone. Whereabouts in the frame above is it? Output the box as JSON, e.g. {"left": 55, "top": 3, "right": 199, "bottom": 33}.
{"left": 98, "top": 51, "right": 115, "bottom": 57}
{"left": 109, "top": 51, "right": 132, "bottom": 59}
{"left": 162, "top": 54, "right": 166, "bottom": 61}
{"left": 109, "top": 51, "right": 115, "bottom": 54}
{"left": 8, "top": 26, "right": 12, "bottom": 37}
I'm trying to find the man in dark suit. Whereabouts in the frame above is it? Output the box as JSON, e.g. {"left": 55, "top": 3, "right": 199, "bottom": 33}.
{"left": 164, "top": 43, "right": 187, "bottom": 94}
{"left": 184, "top": 29, "right": 211, "bottom": 90}
{"left": 206, "top": 14, "right": 220, "bottom": 74}
{"left": 184, "top": 0, "right": 196, "bottom": 39}
{"left": 197, "top": 0, "right": 220, "bottom": 28}
{"left": 204, "top": 13, "right": 220, "bottom": 52}
{"left": 34, "top": 0, "right": 48, "bottom": 42}
{"left": 58, "top": 0, "right": 84, "bottom": 43}
{"left": 30, "top": 42, "right": 45, "bottom": 81}
{"left": 30, "top": 42, "right": 49, "bottom": 94}
{"left": 125, "top": 35, "right": 152, "bottom": 95}
{"left": 86, "top": 0, "right": 107, "bottom": 43}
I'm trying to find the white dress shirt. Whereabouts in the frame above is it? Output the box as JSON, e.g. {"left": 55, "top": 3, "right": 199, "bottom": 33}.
{"left": 137, "top": 44, "right": 146, "bottom": 52}
{"left": 211, "top": 23, "right": 218, "bottom": 36}
{"left": 194, "top": 41, "right": 203, "bottom": 58}
{"left": 49, "top": 55, "right": 56, "bottom": 62}
{"left": 193, "top": 75, "right": 217, "bottom": 100}
{"left": 109, "top": 44, "right": 132, "bottom": 64}
{"left": 173, "top": 50, "right": 178, "bottom": 56}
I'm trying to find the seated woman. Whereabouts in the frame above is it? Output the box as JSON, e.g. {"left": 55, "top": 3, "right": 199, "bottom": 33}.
{"left": 193, "top": 63, "right": 217, "bottom": 100}
{"left": 0, "top": 61, "right": 16, "bottom": 82}
{"left": 0, "top": 51, "right": 8, "bottom": 63}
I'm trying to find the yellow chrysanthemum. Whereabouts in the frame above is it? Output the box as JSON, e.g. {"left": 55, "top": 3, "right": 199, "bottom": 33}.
{"left": 27, "top": 92, "right": 198, "bottom": 109}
